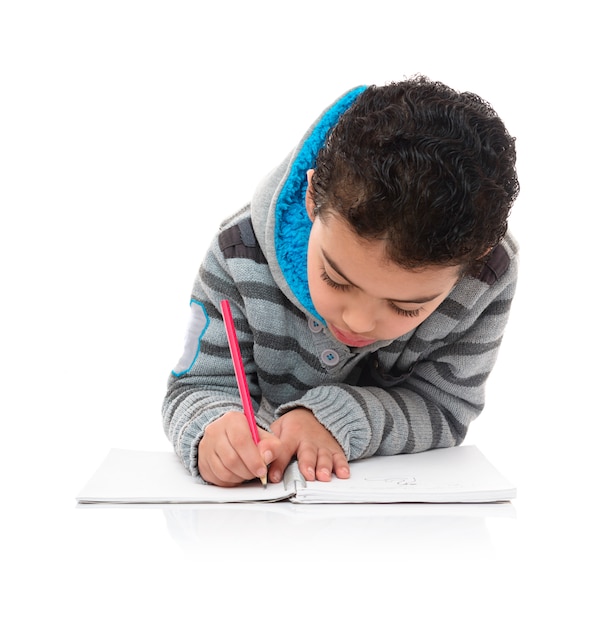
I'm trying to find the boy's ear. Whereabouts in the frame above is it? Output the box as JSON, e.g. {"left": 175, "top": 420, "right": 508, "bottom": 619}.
{"left": 305, "top": 169, "right": 316, "bottom": 221}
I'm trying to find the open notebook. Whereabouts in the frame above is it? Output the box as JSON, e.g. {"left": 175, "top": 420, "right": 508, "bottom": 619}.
{"left": 76, "top": 445, "right": 516, "bottom": 504}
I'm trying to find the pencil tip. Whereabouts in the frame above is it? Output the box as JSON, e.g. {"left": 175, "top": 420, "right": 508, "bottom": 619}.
{"left": 260, "top": 475, "right": 267, "bottom": 488}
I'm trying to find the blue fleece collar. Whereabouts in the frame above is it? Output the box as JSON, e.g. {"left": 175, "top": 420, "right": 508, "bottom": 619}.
{"left": 274, "top": 86, "right": 367, "bottom": 322}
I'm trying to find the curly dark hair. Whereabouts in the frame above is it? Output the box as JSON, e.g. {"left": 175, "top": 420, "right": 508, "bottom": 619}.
{"left": 310, "top": 76, "right": 519, "bottom": 273}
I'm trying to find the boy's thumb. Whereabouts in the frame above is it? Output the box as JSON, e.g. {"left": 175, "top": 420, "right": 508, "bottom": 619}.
{"left": 262, "top": 449, "right": 274, "bottom": 465}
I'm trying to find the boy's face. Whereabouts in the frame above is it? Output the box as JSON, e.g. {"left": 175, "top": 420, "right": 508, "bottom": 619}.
{"left": 305, "top": 174, "right": 460, "bottom": 346}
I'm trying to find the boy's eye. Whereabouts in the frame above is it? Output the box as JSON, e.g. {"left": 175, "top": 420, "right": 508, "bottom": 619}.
{"left": 321, "top": 267, "right": 423, "bottom": 318}
{"left": 320, "top": 269, "right": 351, "bottom": 291}
{"left": 389, "top": 302, "right": 423, "bottom": 318}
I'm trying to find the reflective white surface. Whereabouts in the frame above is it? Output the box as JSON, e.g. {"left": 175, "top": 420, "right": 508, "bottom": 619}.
{"left": 2, "top": 2, "right": 597, "bottom": 624}
{"left": 8, "top": 490, "right": 596, "bottom": 623}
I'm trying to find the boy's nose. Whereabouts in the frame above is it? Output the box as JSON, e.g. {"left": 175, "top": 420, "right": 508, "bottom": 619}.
{"left": 342, "top": 307, "right": 377, "bottom": 335}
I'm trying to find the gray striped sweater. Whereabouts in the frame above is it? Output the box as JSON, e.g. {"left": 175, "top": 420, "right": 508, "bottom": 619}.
{"left": 162, "top": 88, "right": 519, "bottom": 479}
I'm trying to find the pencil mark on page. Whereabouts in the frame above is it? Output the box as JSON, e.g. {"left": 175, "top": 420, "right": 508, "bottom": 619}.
{"left": 364, "top": 476, "right": 417, "bottom": 486}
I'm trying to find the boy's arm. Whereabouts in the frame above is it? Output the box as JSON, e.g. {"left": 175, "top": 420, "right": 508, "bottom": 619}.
{"left": 273, "top": 268, "right": 517, "bottom": 462}
{"left": 162, "top": 232, "right": 261, "bottom": 479}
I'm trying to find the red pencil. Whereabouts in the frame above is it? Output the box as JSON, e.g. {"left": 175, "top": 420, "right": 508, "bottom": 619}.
{"left": 220, "top": 299, "right": 267, "bottom": 487}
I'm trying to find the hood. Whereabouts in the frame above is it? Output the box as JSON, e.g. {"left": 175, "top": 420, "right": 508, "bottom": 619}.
{"left": 251, "top": 86, "right": 367, "bottom": 322}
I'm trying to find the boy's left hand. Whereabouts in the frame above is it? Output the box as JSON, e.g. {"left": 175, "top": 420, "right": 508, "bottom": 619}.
{"left": 268, "top": 408, "right": 350, "bottom": 483}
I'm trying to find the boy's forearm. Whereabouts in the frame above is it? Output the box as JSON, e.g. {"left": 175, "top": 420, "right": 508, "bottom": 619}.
{"left": 272, "top": 348, "right": 493, "bottom": 462}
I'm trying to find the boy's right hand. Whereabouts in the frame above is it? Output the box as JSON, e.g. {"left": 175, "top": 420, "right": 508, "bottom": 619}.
{"left": 197, "top": 411, "right": 282, "bottom": 487}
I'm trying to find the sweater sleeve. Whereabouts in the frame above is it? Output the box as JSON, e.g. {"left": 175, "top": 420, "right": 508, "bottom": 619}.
{"left": 162, "top": 222, "right": 262, "bottom": 478}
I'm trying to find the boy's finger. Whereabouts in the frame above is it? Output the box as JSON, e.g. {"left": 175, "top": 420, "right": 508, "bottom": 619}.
{"left": 266, "top": 447, "right": 295, "bottom": 484}
{"left": 332, "top": 451, "right": 350, "bottom": 479}
{"left": 296, "top": 443, "right": 319, "bottom": 482}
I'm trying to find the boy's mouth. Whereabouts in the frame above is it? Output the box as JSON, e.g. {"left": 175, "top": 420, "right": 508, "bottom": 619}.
{"left": 329, "top": 324, "right": 377, "bottom": 348}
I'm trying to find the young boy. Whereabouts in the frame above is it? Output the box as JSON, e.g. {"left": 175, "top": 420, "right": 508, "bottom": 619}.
{"left": 162, "top": 76, "right": 520, "bottom": 487}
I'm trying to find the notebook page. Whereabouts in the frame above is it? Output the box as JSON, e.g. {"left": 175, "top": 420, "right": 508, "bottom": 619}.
{"left": 290, "top": 446, "right": 516, "bottom": 504}
{"left": 77, "top": 449, "right": 294, "bottom": 504}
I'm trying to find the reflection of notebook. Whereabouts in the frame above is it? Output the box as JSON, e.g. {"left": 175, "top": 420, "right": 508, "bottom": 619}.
{"left": 76, "top": 445, "right": 516, "bottom": 505}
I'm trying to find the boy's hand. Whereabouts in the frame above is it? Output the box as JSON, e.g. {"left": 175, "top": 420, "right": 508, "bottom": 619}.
{"left": 198, "top": 411, "right": 281, "bottom": 487}
{"left": 268, "top": 408, "right": 350, "bottom": 483}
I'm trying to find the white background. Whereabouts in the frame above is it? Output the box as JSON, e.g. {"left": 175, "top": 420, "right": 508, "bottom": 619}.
{"left": 1, "top": 1, "right": 597, "bottom": 623}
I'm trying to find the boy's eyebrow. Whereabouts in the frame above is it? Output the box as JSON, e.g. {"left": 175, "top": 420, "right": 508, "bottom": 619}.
{"left": 322, "top": 250, "right": 444, "bottom": 304}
